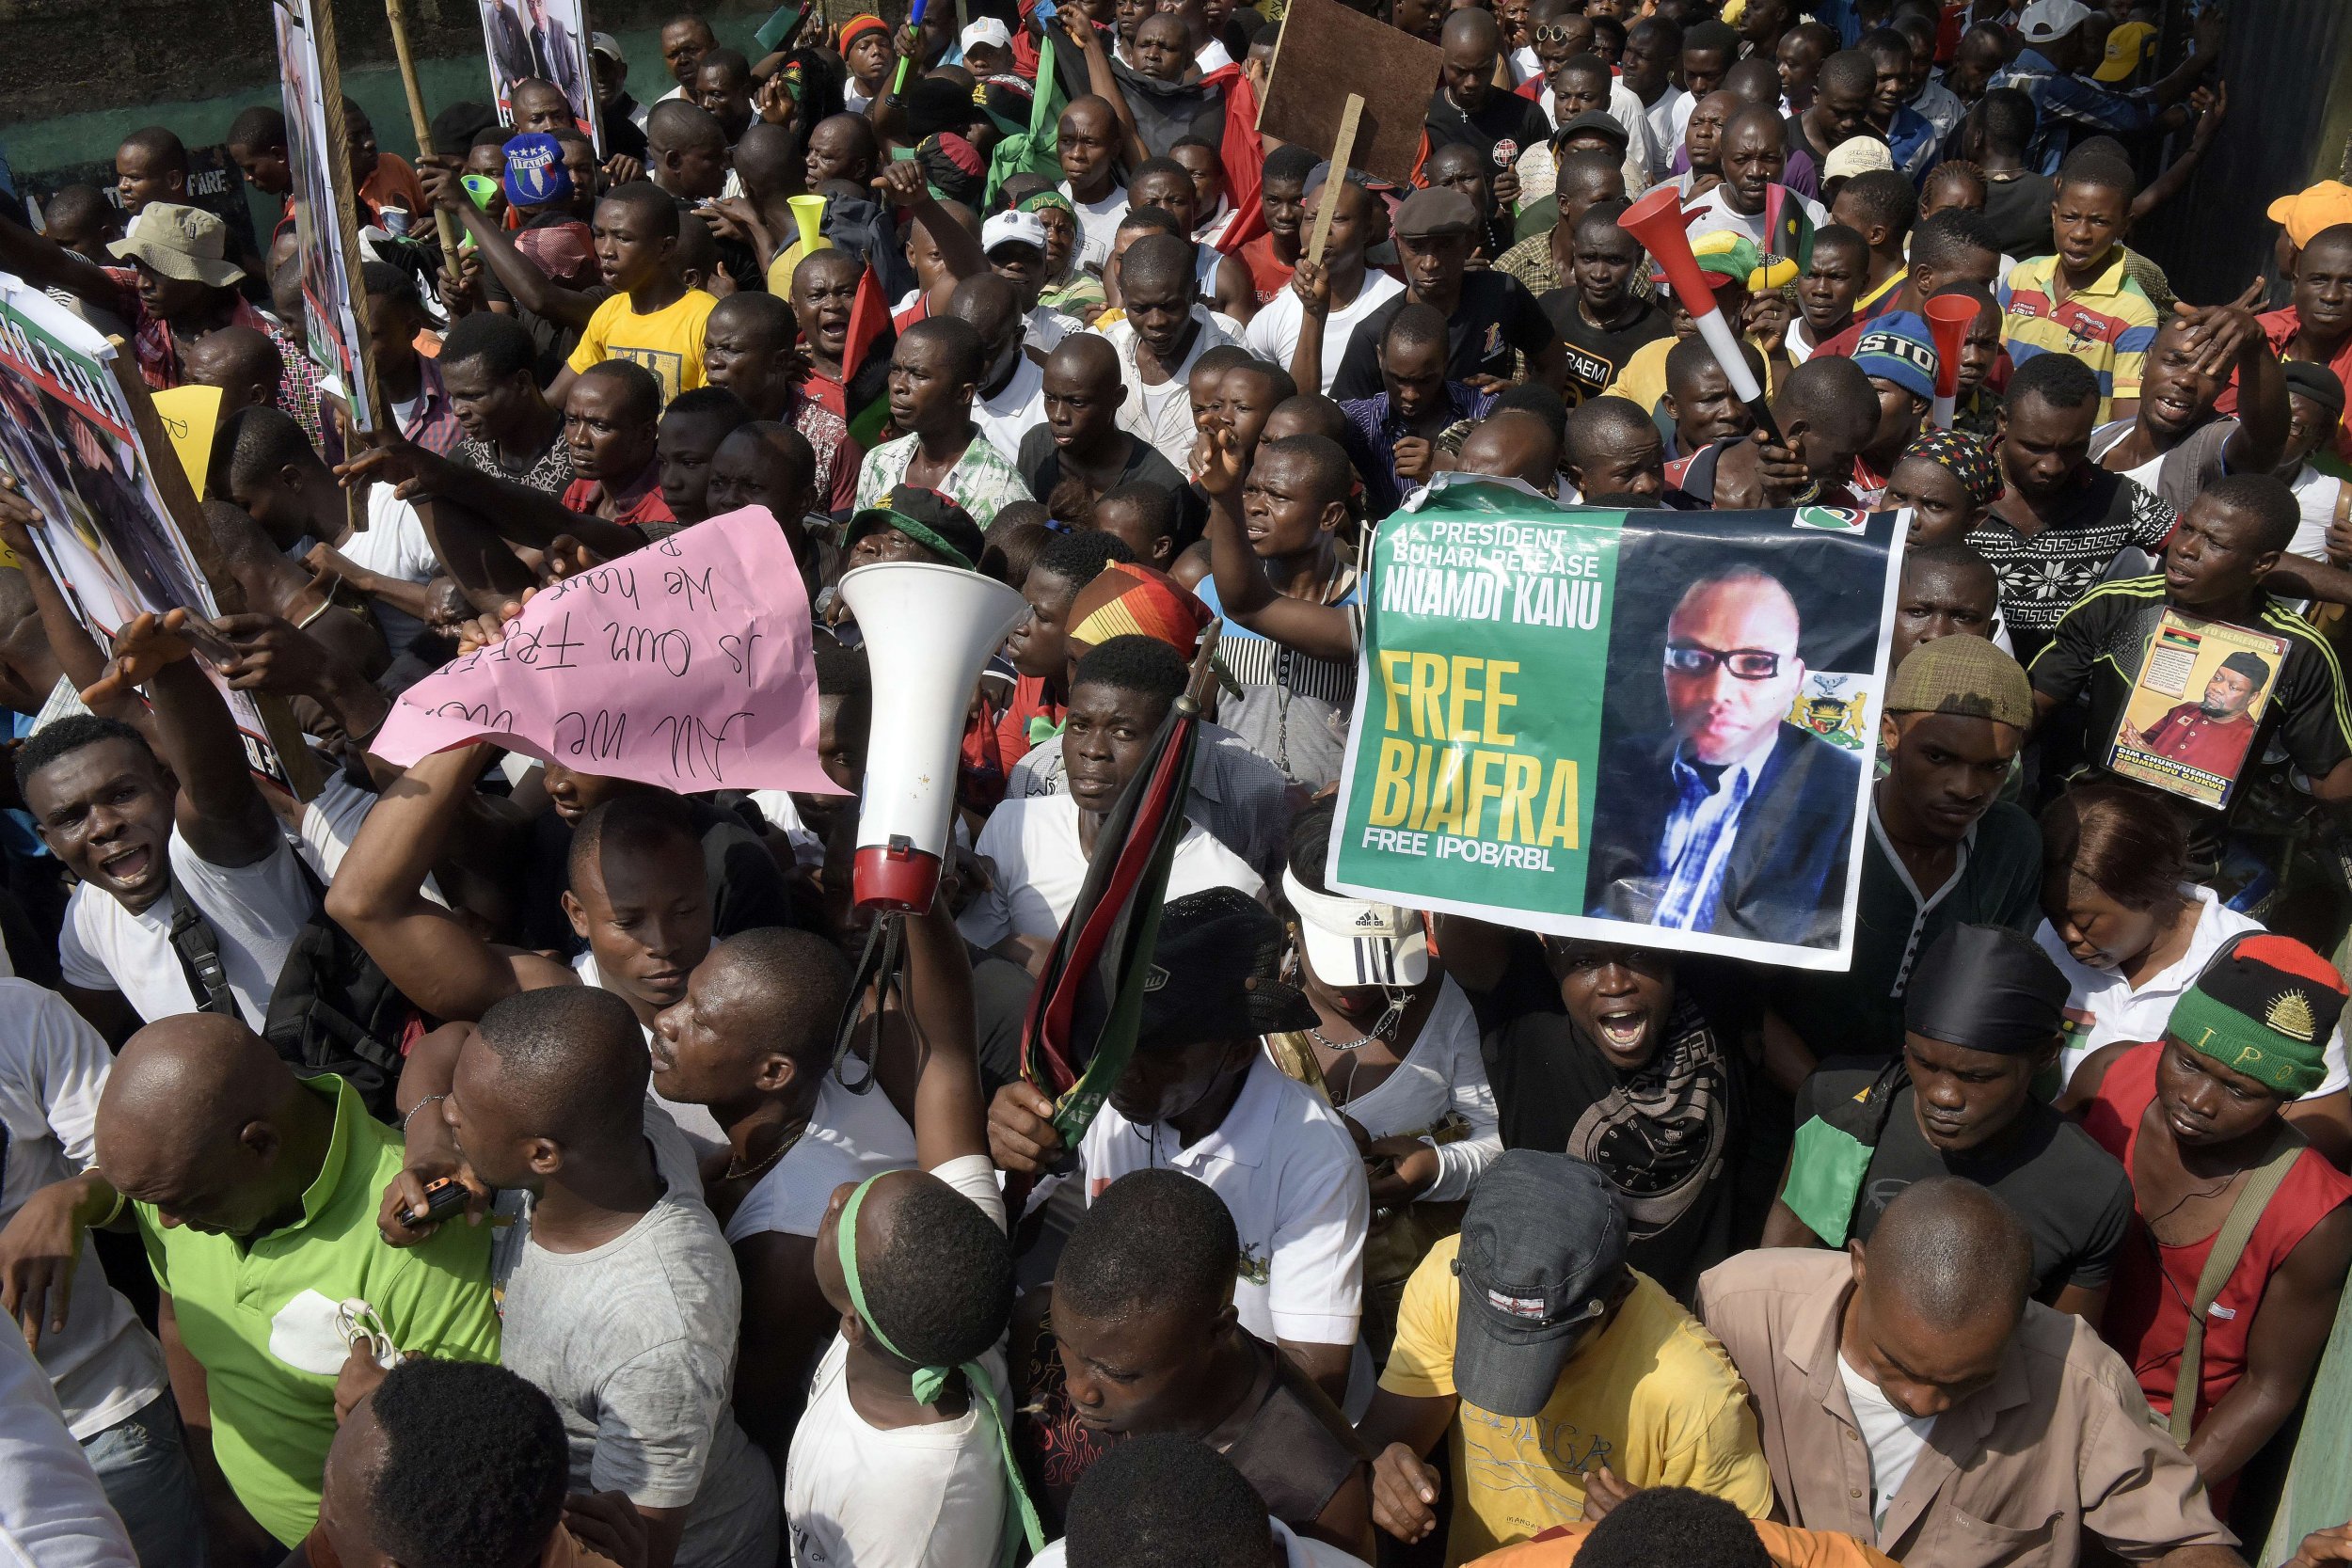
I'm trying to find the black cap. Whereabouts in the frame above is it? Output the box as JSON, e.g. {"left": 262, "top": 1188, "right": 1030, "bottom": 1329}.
{"left": 1903, "top": 924, "right": 2068, "bottom": 1055}
{"left": 1552, "top": 111, "right": 1630, "bottom": 153}
{"left": 1450, "top": 1151, "right": 1627, "bottom": 1418}
{"left": 1136, "top": 888, "right": 1317, "bottom": 1052}
{"left": 845, "top": 484, "right": 986, "bottom": 571}
{"left": 2284, "top": 359, "right": 2346, "bottom": 421}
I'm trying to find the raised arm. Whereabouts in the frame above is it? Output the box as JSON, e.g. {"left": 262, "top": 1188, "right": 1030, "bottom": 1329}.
{"left": 339, "top": 437, "right": 645, "bottom": 562}
{"left": 0, "top": 209, "right": 121, "bottom": 314}
{"left": 418, "top": 159, "right": 605, "bottom": 332}
{"left": 874, "top": 161, "right": 990, "bottom": 288}
{"left": 898, "top": 887, "right": 990, "bottom": 1169}
{"left": 324, "top": 742, "right": 548, "bottom": 1022}
{"left": 1063, "top": 10, "right": 1151, "bottom": 170}
{"left": 83, "top": 611, "right": 279, "bottom": 868}
{"left": 0, "top": 480, "right": 148, "bottom": 730}
{"left": 1197, "top": 426, "right": 1358, "bottom": 660}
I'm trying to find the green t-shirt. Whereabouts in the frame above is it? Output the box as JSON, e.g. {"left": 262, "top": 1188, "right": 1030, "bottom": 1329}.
{"left": 140, "top": 1075, "right": 501, "bottom": 1545}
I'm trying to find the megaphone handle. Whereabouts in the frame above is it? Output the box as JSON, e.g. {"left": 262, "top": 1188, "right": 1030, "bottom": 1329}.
{"left": 1931, "top": 394, "right": 1958, "bottom": 431}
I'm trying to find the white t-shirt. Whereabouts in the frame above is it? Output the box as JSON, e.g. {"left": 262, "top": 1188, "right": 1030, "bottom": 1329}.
{"left": 1030, "top": 1517, "right": 1369, "bottom": 1568}
{"left": 0, "top": 1315, "right": 138, "bottom": 1568}
{"left": 1059, "top": 182, "right": 1131, "bottom": 277}
{"left": 974, "top": 354, "right": 1047, "bottom": 467}
{"left": 1025, "top": 304, "right": 1083, "bottom": 356}
{"left": 721, "top": 1071, "right": 918, "bottom": 1243}
{"left": 1079, "top": 1053, "right": 1368, "bottom": 1346}
{"left": 0, "top": 981, "right": 167, "bottom": 1439}
{"left": 1290, "top": 978, "right": 1499, "bottom": 1204}
{"left": 2287, "top": 461, "right": 2344, "bottom": 563}
{"left": 57, "top": 830, "right": 315, "bottom": 1028}
{"left": 296, "top": 773, "right": 447, "bottom": 905}
{"left": 1243, "top": 270, "right": 1406, "bottom": 397}
{"left": 338, "top": 483, "right": 443, "bottom": 652}
{"left": 1683, "top": 182, "right": 1828, "bottom": 250}
{"left": 1645, "top": 85, "right": 1692, "bottom": 175}
{"left": 783, "top": 1156, "right": 1009, "bottom": 1568}
{"left": 2035, "top": 886, "right": 2351, "bottom": 1097}
{"left": 956, "top": 794, "right": 1263, "bottom": 948}
{"left": 1837, "top": 1354, "right": 1936, "bottom": 1536}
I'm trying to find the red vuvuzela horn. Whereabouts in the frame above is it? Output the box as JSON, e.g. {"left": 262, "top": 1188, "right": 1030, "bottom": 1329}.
{"left": 1924, "top": 293, "right": 1978, "bottom": 431}
{"left": 1618, "top": 184, "right": 1784, "bottom": 449}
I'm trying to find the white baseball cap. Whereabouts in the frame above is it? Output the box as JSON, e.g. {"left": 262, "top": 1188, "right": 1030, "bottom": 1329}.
{"left": 1282, "top": 869, "right": 1430, "bottom": 990}
{"left": 2017, "top": 0, "right": 2092, "bottom": 43}
{"left": 961, "top": 17, "right": 1013, "bottom": 52}
{"left": 1822, "top": 135, "right": 1895, "bottom": 182}
{"left": 982, "top": 209, "right": 1049, "bottom": 254}
{"left": 589, "top": 30, "right": 626, "bottom": 62}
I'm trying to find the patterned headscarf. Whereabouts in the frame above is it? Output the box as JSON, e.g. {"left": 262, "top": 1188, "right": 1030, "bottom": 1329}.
{"left": 1899, "top": 429, "right": 2003, "bottom": 509}
{"left": 1068, "top": 562, "right": 1213, "bottom": 658}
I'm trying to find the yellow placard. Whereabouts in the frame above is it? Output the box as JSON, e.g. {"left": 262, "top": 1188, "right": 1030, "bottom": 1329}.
{"left": 149, "top": 384, "right": 224, "bottom": 499}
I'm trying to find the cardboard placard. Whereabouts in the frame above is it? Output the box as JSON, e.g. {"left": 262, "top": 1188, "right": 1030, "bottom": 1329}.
{"left": 272, "top": 0, "right": 381, "bottom": 436}
{"left": 1256, "top": 0, "right": 1441, "bottom": 187}
{"left": 0, "top": 274, "right": 318, "bottom": 799}
{"left": 2105, "top": 608, "right": 2289, "bottom": 812}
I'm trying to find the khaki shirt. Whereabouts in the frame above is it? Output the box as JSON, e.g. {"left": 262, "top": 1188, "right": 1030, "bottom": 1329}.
{"left": 1694, "top": 1251, "right": 2234, "bottom": 1568}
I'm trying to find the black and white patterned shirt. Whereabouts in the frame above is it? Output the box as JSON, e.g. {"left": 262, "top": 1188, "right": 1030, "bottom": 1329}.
{"left": 1967, "top": 470, "right": 2176, "bottom": 651}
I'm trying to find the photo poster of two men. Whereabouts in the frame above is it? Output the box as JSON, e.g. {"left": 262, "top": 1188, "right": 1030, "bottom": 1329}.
{"left": 2106, "top": 609, "right": 2289, "bottom": 812}
{"left": 1327, "top": 478, "right": 1903, "bottom": 973}
{"left": 0, "top": 276, "right": 305, "bottom": 796}
{"left": 271, "top": 0, "right": 379, "bottom": 436}
{"left": 478, "top": 0, "right": 601, "bottom": 151}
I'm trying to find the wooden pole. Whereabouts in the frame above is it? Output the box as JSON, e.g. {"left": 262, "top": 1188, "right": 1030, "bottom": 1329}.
{"left": 383, "top": 0, "right": 464, "bottom": 265}
{"left": 1305, "top": 93, "right": 1363, "bottom": 270}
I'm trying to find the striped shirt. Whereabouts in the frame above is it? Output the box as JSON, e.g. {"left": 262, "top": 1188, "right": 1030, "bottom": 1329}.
{"left": 1194, "top": 575, "right": 1359, "bottom": 789}
{"left": 1997, "top": 252, "right": 2160, "bottom": 422}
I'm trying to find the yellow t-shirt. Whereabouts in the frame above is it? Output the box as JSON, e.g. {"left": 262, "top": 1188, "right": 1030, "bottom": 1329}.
{"left": 1603, "top": 333, "right": 1783, "bottom": 421}
{"left": 1381, "top": 1235, "right": 1774, "bottom": 1566}
{"left": 565, "top": 287, "right": 717, "bottom": 406}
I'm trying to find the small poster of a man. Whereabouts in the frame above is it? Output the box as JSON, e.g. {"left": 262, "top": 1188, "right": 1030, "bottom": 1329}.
{"left": 2106, "top": 609, "right": 2288, "bottom": 810}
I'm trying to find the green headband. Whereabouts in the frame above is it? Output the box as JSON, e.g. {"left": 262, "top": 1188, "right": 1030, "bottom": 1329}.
{"left": 839, "top": 1176, "right": 1045, "bottom": 1561}
{"left": 1019, "top": 190, "right": 1075, "bottom": 219}
{"left": 850, "top": 510, "right": 976, "bottom": 571}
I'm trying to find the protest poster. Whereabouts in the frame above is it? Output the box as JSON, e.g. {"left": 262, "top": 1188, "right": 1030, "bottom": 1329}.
{"left": 478, "top": 0, "right": 604, "bottom": 152}
{"left": 1327, "top": 477, "right": 1904, "bottom": 972}
{"left": 2103, "top": 607, "right": 2288, "bottom": 811}
{"left": 0, "top": 273, "right": 317, "bottom": 798}
{"left": 271, "top": 0, "right": 379, "bottom": 435}
{"left": 373, "top": 508, "right": 847, "bottom": 795}
{"left": 1256, "top": 0, "right": 1441, "bottom": 186}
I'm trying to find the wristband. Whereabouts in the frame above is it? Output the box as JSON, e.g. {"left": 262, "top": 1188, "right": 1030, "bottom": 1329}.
{"left": 96, "top": 1187, "right": 126, "bottom": 1227}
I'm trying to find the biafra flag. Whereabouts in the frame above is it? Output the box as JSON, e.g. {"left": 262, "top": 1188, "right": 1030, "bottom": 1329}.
{"left": 1777, "top": 1058, "right": 1908, "bottom": 1244}
{"left": 1763, "top": 183, "right": 1816, "bottom": 274}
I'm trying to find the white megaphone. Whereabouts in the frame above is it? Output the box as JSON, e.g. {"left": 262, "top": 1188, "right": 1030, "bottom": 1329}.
{"left": 835, "top": 560, "right": 1028, "bottom": 911}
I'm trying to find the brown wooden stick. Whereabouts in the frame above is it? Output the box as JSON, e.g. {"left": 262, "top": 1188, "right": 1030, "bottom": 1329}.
{"left": 1306, "top": 93, "right": 1363, "bottom": 270}
{"left": 383, "top": 0, "right": 464, "bottom": 265}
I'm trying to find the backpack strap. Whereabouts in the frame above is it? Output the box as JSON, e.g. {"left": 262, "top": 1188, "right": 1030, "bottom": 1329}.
{"left": 165, "top": 878, "right": 241, "bottom": 1018}
{"left": 2169, "top": 1124, "right": 2306, "bottom": 1446}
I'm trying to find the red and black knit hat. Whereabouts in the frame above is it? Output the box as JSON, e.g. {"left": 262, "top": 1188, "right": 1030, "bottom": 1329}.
{"left": 2165, "top": 933, "right": 2349, "bottom": 1097}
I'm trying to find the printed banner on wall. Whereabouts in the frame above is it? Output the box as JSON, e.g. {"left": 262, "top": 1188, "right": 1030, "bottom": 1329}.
{"left": 1327, "top": 477, "right": 1906, "bottom": 972}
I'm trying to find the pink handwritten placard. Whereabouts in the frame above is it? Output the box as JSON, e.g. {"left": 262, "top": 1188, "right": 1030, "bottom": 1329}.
{"left": 373, "top": 508, "right": 845, "bottom": 794}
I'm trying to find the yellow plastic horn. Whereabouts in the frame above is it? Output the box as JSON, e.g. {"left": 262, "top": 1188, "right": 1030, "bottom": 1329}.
{"left": 788, "top": 194, "right": 831, "bottom": 255}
